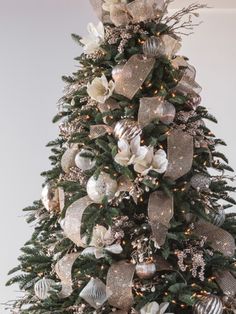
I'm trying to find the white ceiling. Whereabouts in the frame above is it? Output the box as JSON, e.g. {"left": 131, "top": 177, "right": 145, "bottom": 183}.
{"left": 169, "top": 0, "right": 236, "bottom": 9}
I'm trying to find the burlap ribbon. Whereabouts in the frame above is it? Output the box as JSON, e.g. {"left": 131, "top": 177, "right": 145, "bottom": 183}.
{"left": 107, "top": 261, "right": 135, "bottom": 310}
{"left": 194, "top": 220, "right": 236, "bottom": 257}
{"left": 138, "top": 96, "right": 176, "bottom": 128}
{"left": 55, "top": 253, "right": 80, "bottom": 298}
{"left": 148, "top": 191, "right": 174, "bottom": 247}
{"left": 214, "top": 270, "right": 236, "bottom": 297}
{"left": 114, "top": 54, "right": 155, "bottom": 100}
{"left": 164, "top": 129, "right": 193, "bottom": 181}
{"left": 63, "top": 196, "right": 94, "bottom": 247}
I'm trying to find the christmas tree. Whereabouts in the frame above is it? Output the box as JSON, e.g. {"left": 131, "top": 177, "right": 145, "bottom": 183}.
{"left": 7, "top": 1, "right": 236, "bottom": 313}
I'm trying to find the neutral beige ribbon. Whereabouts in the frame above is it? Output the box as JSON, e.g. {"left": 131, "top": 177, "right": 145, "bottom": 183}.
{"left": 214, "top": 270, "right": 236, "bottom": 297}
{"left": 90, "top": 125, "right": 114, "bottom": 139}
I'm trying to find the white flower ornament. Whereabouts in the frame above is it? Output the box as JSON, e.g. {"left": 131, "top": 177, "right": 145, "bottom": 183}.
{"left": 140, "top": 302, "right": 174, "bottom": 314}
{"left": 87, "top": 74, "right": 115, "bottom": 103}
{"left": 80, "top": 22, "right": 105, "bottom": 54}
{"left": 81, "top": 225, "right": 122, "bottom": 259}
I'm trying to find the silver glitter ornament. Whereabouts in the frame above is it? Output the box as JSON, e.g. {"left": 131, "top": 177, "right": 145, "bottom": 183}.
{"left": 79, "top": 278, "right": 110, "bottom": 309}
{"left": 114, "top": 119, "right": 142, "bottom": 141}
{"left": 75, "top": 149, "right": 96, "bottom": 171}
{"left": 193, "top": 295, "right": 223, "bottom": 314}
{"left": 86, "top": 172, "right": 118, "bottom": 203}
{"left": 143, "top": 36, "right": 163, "bottom": 57}
{"left": 210, "top": 208, "right": 225, "bottom": 227}
{"left": 190, "top": 174, "right": 211, "bottom": 192}
{"left": 135, "top": 262, "right": 157, "bottom": 279}
{"left": 34, "top": 278, "right": 55, "bottom": 300}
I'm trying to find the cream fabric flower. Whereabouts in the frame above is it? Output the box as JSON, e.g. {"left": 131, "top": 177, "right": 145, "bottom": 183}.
{"left": 87, "top": 74, "right": 115, "bottom": 103}
{"left": 102, "top": 0, "right": 127, "bottom": 12}
{"left": 80, "top": 22, "right": 105, "bottom": 54}
{"left": 114, "top": 135, "right": 168, "bottom": 176}
{"left": 140, "top": 302, "right": 173, "bottom": 314}
{"left": 81, "top": 225, "right": 123, "bottom": 259}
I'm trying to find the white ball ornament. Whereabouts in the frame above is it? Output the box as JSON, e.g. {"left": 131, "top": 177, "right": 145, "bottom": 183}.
{"left": 34, "top": 278, "right": 55, "bottom": 300}
{"left": 75, "top": 149, "right": 96, "bottom": 171}
{"left": 86, "top": 172, "right": 118, "bottom": 203}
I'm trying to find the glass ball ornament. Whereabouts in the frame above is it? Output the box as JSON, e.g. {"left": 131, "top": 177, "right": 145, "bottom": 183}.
{"left": 75, "top": 149, "right": 96, "bottom": 171}
{"left": 186, "top": 92, "right": 202, "bottom": 110}
{"left": 143, "top": 36, "right": 164, "bottom": 57}
{"left": 135, "top": 262, "right": 157, "bottom": 279}
{"left": 193, "top": 295, "right": 223, "bottom": 314}
{"left": 114, "top": 119, "right": 142, "bottom": 141}
{"left": 190, "top": 174, "right": 211, "bottom": 192}
{"left": 41, "top": 183, "right": 60, "bottom": 212}
{"left": 86, "top": 172, "right": 118, "bottom": 203}
{"left": 112, "top": 63, "right": 125, "bottom": 81}
{"left": 210, "top": 207, "right": 225, "bottom": 227}
{"left": 34, "top": 278, "right": 55, "bottom": 300}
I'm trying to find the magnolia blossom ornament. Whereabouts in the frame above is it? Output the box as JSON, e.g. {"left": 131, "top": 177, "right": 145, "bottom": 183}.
{"left": 75, "top": 149, "right": 96, "bottom": 171}
{"left": 80, "top": 21, "right": 105, "bottom": 54}
{"left": 114, "top": 119, "right": 142, "bottom": 141}
{"left": 79, "top": 277, "right": 111, "bottom": 309}
{"left": 140, "top": 301, "right": 173, "bottom": 314}
{"left": 86, "top": 172, "right": 118, "bottom": 203}
{"left": 135, "top": 262, "right": 157, "bottom": 279}
{"left": 193, "top": 295, "right": 223, "bottom": 314}
{"left": 34, "top": 278, "right": 55, "bottom": 300}
{"left": 81, "top": 225, "right": 123, "bottom": 259}
{"left": 87, "top": 74, "right": 115, "bottom": 103}
{"left": 41, "top": 183, "right": 64, "bottom": 212}
{"left": 114, "top": 135, "right": 168, "bottom": 176}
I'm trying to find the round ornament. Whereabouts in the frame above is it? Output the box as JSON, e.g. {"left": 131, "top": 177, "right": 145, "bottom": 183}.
{"left": 186, "top": 92, "right": 202, "bottom": 110}
{"left": 114, "top": 119, "right": 142, "bottom": 141}
{"left": 86, "top": 172, "right": 118, "bottom": 203}
{"left": 135, "top": 262, "right": 157, "bottom": 279}
{"left": 75, "top": 149, "right": 96, "bottom": 171}
{"left": 210, "top": 208, "right": 225, "bottom": 227}
{"left": 193, "top": 295, "right": 223, "bottom": 314}
{"left": 61, "top": 145, "right": 78, "bottom": 173}
{"left": 190, "top": 174, "right": 211, "bottom": 192}
{"left": 112, "top": 63, "right": 125, "bottom": 81}
{"left": 143, "top": 36, "right": 164, "bottom": 57}
{"left": 34, "top": 278, "right": 55, "bottom": 300}
{"left": 41, "top": 183, "right": 64, "bottom": 212}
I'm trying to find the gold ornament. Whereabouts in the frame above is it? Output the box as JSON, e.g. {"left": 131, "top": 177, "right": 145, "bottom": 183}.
{"left": 193, "top": 295, "right": 223, "bottom": 314}
{"left": 114, "top": 119, "right": 142, "bottom": 141}
{"left": 135, "top": 262, "right": 157, "bottom": 279}
{"left": 86, "top": 172, "right": 118, "bottom": 203}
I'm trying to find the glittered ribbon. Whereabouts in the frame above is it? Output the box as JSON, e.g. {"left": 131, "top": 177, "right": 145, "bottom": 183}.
{"left": 107, "top": 261, "right": 135, "bottom": 310}
{"left": 194, "top": 220, "right": 236, "bottom": 257}
{"left": 114, "top": 54, "right": 155, "bottom": 100}
{"left": 63, "top": 196, "right": 94, "bottom": 247}
{"left": 159, "top": 35, "right": 182, "bottom": 58}
{"left": 148, "top": 191, "right": 174, "bottom": 247}
{"left": 89, "top": 0, "right": 111, "bottom": 23}
{"left": 214, "top": 271, "right": 236, "bottom": 297}
{"left": 174, "top": 64, "right": 202, "bottom": 96}
{"left": 90, "top": 125, "right": 114, "bottom": 139}
{"left": 164, "top": 129, "right": 193, "bottom": 181}
{"left": 138, "top": 96, "right": 176, "bottom": 128}
{"left": 55, "top": 253, "right": 80, "bottom": 298}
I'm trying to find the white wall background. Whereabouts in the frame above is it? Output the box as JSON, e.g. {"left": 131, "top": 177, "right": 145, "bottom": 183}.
{"left": 0, "top": 1, "right": 236, "bottom": 312}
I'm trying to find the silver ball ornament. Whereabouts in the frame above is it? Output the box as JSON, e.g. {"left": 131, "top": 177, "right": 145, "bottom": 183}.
{"left": 114, "top": 119, "right": 142, "bottom": 141}
{"left": 41, "top": 183, "right": 60, "bottom": 212}
{"left": 135, "top": 262, "right": 157, "bottom": 279}
{"left": 210, "top": 208, "right": 225, "bottom": 227}
{"left": 112, "top": 63, "right": 125, "bottom": 81}
{"left": 34, "top": 278, "right": 55, "bottom": 300}
{"left": 75, "top": 149, "right": 96, "bottom": 171}
{"left": 143, "top": 36, "right": 164, "bottom": 57}
{"left": 193, "top": 295, "right": 223, "bottom": 314}
{"left": 191, "top": 174, "right": 211, "bottom": 192}
{"left": 86, "top": 172, "right": 118, "bottom": 203}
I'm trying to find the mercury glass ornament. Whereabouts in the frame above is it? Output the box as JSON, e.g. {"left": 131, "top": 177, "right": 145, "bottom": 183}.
{"left": 160, "top": 101, "right": 176, "bottom": 125}
{"left": 61, "top": 145, "right": 78, "bottom": 173}
{"left": 190, "top": 174, "right": 211, "bottom": 192}
{"left": 186, "top": 92, "right": 202, "bottom": 110}
{"left": 86, "top": 172, "right": 118, "bottom": 203}
{"left": 75, "top": 149, "right": 96, "bottom": 171}
{"left": 143, "top": 36, "right": 163, "bottom": 57}
{"left": 135, "top": 262, "right": 157, "bottom": 279}
{"left": 112, "top": 63, "right": 125, "bottom": 81}
{"left": 79, "top": 278, "right": 109, "bottom": 309}
{"left": 34, "top": 278, "right": 55, "bottom": 300}
{"left": 114, "top": 119, "right": 142, "bottom": 141}
{"left": 193, "top": 295, "right": 223, "bottom": 314}
{"left": 41, "top": 183, "right": 60, "bottom": 212}
{"left": 210, "top": 208, "right": 225, "bottom": 227}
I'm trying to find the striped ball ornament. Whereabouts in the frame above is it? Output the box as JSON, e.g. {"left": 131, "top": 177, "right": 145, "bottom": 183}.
{"left": 34, "top": 278, "right": 55, "bottom": 300}
{"left": 143, "top": 36, "right": 164, "bottom": 57}
{"left": 210, "top": 208, "right": 225, "bottom": 227}
{"left": 193, "top": 295, "right": 223, "bottom": 314}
